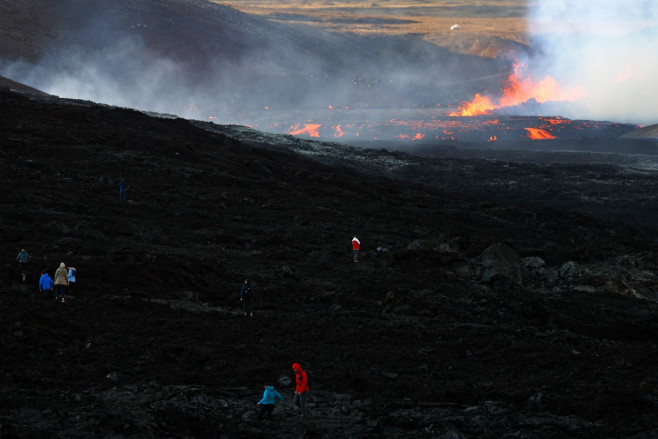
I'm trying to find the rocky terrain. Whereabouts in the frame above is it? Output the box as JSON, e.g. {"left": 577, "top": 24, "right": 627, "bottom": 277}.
{"left": 2, "top": 85, "right": 658, "bottom": 438}
{"left": 3, "top": 1, "right": 658, "bottom": 437}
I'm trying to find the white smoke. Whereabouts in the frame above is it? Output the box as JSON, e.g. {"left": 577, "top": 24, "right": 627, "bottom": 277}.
{"left": 527, "top": 0, "right": 658, "bottom": 125}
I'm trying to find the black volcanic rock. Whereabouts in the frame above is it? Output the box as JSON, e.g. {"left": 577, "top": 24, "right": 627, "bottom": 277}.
{"left": 2, "top": 89, "right": 658, "bottom": 438}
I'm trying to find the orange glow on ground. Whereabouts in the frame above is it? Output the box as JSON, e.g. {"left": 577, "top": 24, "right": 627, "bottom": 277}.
{"left": 288, "top": 124, "right": 322, "bottom": 137}
{"left": 525, "top": 128, "right": 556, "bottom": 140}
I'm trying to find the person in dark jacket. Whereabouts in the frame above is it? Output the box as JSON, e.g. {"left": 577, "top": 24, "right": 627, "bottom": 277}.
{"left": 17, "top": 249, "right": 29, "bottom": 281}
{"left": 118, "top": 178, "right": 127, "bottom": 202}
{"left": 292, "top": 362, "right": 310, "bottom": 420}
{"left": 39, "top": 270, "right": 54, "bottom": 294}
{"left": 240, "top": 279, "right": 254, "bottom": 317}
{"left": 256, "top": 382, "right": 283, "bottom": 420}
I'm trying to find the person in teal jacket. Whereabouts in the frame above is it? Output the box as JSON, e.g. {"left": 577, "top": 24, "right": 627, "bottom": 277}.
{"left": 256, "top": 382, "right": 283, "bottom": 420}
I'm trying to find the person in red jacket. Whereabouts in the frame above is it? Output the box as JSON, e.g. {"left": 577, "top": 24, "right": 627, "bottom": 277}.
{"left": 352, "top": 235, "right": 360, "bottom": 262}
{"left": 292, "top": 362, "right": 310, "bottom": 419}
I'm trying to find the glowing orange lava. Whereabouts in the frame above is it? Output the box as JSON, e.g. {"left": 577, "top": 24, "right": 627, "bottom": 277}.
{"left": 288, "top": 124, "right": 322, "bottom": 137}
{"left": 525, "top": 128, "right": 556, "bottom": 140}
{"left": 451, "top": 61, "right": 587, "bottom": 117}
{"left": 333, "top": 125, "right": 345, "bottom": 138}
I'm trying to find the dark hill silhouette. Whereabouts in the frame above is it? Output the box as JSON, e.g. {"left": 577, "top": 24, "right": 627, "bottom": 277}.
{"left": 2, "top": 88, "right": 658, "bottom": 438}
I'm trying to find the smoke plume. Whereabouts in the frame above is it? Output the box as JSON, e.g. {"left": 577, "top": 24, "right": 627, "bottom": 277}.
{"left": 526, "top": 0, "right": 658, "bottom": 125}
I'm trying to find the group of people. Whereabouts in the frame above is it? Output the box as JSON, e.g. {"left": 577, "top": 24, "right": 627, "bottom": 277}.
{"left": 38, "top": 262, "right": 76, "bottom": 302}
{"left": 16, "top": 249, "right": 77, "bottom": 302}
{"left": 256, "top": 362, "right": 311, "bottom": 421}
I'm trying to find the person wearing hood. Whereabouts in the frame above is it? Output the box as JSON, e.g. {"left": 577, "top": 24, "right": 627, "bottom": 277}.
{"left": 54, "top": 262, "right": 69, "bottom": 302}
{"left": 67, "top": 266, "right": 76, "bottom": 292}
{"left": 39, "top": 270, "right": 54, "bottom": 294}
{"left": 352, "top": 235, "right": 360, "bottom": 262}
{"left": 256, "top": 382, "right": 283, "bottom": 421}
{"left": 292, "top": 362, "right": 310, "bottom": 420}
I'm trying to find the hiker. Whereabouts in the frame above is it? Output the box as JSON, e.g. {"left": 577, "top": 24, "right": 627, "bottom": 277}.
{"left": 256, "top": 382, "right": 283, "bottom": 421}
{"left": 352, "top": 235, "right": 360, "bottom": 262}
{"left": 118, "top": 178, "right": 127, "bottom": 201}
{"left": 39, "top": 270, "right": 54, "bottom": 294}
{"left": 292, "top": 362, "right": 310, "bottom": 420}
{"left": 54, "top": 262, "right": 69, "bottom": 302}
{"left": 67, "top": 266, "right": 76, "bottom": 292}
{"left": 239, "top": 279, "right": 254, "bottom": 317}
{"left": 16, "top": 248, "right": 29, "bottom": 281}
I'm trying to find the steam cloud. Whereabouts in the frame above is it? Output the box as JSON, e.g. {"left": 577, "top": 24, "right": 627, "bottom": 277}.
{"left": 0, "top": 1, "right": 499, "bottom": 134}
{"left": 526, "top": 0, "right": 658, "bottom": 125}
{"left": 2, "top": 1, "right": 655, "bottom": 131}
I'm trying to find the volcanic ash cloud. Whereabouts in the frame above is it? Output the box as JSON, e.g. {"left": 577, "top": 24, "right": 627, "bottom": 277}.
{"left": 527, "top": 0, "right": 658, "bottom": 125}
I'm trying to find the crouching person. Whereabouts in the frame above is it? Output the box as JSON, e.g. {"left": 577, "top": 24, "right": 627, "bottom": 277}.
{"left": 256, "top": 382, "right": 283, "bottom": 421}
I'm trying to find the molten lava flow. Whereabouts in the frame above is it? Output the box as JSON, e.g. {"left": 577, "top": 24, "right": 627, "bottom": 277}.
{"left": 412, "top": 133, "right": 424, "bottom": 140}
{"left": 546, "top": 117, "right": 569, "bottom": 125}
{"left": 449, "top": 93, "right": 495, "bottom": 116}
{"left": 332, "top": 125, "right": 345, "bottom": 138}
{"left": 451, "top": 61, "right": 587, "bottom": 116}
{"left": 525, "top": 128, "right": 556, "bottom": 140}
{"left": 288, "top": 124, "right": 322, "bottom": 138}
{"left": 488, "top": 136, "right": 497, "bottom": 141}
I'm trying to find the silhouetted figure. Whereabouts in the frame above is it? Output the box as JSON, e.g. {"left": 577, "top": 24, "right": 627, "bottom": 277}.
{"left": 16, "top": 248, "right": 29, "bottom": 281}
{"left": 118, "top": 179, "right": 127, "bottom": 201}
{"left": 240, "top": 279, "right": 254, "bottom": 317}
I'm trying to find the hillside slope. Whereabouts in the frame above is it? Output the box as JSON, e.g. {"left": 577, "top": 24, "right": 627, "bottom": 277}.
{"left": 2, "top": 89, "right": 658, "bottom": 438}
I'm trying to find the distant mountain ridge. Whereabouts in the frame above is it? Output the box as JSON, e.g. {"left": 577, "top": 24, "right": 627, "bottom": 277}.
{"left": 622, "top": 124, "right": 658, "bottom": 140}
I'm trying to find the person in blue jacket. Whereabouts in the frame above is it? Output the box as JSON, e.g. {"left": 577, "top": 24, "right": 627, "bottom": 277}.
{"left": 118, "top": 178, "right": 127, "bottom": 202}
{"left": 256, "top": 382, "right": 283, "bottom": 420}
{"left": 39, "top": 270, "right": 54, "bottom": 294}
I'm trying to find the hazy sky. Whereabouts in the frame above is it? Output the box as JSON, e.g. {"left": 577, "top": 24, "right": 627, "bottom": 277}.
{"left": 524, "top": 0, "right": 658, "bottom": 125}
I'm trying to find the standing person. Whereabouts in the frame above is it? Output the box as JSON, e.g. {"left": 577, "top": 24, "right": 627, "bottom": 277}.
{"left": 118, "top": 178, "right": 127, "bottom": 202}
{"left": 39, "top": 270, "right": 54, "bottom": 294}
{"left": 239, "top": 279, "right": 254, "bottom": 317}
{"left": 292, "top": 363, "right": 310, "bottom": 420}
{"left": 352, "top": 235, "right": 360, "bottom": 262}
{"left": 16, "top": 248, "right": 29, "bottom": 281}
{"left": 67, "top": 266, "right": 76, "bottom": 293}
{"left": 54, "top": 262, "right": 69, "bottom": 302}
{"left": 256, "top": 382, "right": 283, "bottom": 421}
